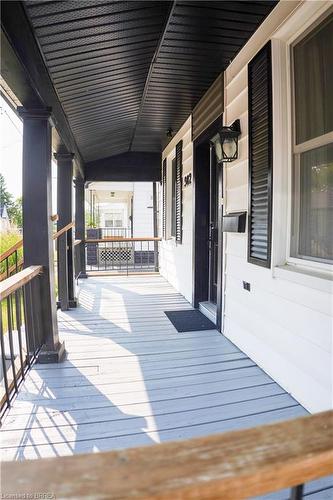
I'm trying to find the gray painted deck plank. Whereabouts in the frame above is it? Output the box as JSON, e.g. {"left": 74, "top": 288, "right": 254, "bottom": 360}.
{"left": 20, "top": 359, "right": 257, "bottom": 390}
{"left": 2, "top": 275, "right": 329, "bottom": 497}
{"left": 1, "top": 406, "right": 306, "bottom": 461}
{"left": 7, "top": 375, "right": 276, "bottom": 416}
{"left": 2, "top": 394, "right": 299, "bottom": 448}
{"left": 5, "top": 384, "right": 287, "bottom": 431}
{"left": 16, "top": 366, "right": 267, "bottom": 401}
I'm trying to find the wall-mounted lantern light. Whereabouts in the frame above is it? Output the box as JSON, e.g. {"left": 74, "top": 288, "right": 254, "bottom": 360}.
{"left": 211, "top": 119, "right": 241, "bottom": 163}
{"left": 166, "top": 128, "right": 174, "bottom": 139}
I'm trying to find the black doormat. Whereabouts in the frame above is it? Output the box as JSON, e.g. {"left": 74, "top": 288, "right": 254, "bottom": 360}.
{"left": 164, "top": 310, "right": 215, "bottom": 332}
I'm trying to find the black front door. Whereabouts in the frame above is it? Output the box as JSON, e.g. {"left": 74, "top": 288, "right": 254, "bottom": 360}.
{"left": 193, "top": 116, "right": 223, "bottom": 331}
{"left": 208, "top": 147, "right": 220, "bottom": 305}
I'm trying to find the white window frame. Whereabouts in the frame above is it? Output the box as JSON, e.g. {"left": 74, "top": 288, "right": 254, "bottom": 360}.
{"left": 271, "top": 3, "right": 333, "bottom": 278}
{"left": 287, "top": 12, "right": 333, "bottom": 272}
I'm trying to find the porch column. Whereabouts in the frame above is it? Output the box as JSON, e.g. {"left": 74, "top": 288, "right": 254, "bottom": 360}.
{"left": 153, "top": 182, "right": 159, "bottom": 272}
{"left": 54, "top": 152, "right": 77, "bottom": 310}
{"left": 18, "top": 106, "right": 65, "bottom": 363}
{"left": 74, "top": 178, "right": 87, "bottom": 278}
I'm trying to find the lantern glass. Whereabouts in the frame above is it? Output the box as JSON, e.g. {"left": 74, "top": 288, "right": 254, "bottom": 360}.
{"left": 211, "top": 134, "right": 223, "bottom": 162}
{"left": 211, "top": 120, "right": 241, "bottom": 163}
{"left": 222, "top": 137, "right": 237, "bottom": 160}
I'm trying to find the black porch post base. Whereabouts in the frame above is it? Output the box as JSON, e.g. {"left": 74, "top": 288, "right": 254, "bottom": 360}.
{"left": 37, "top": 341, "right": 66, "bottom": 364}
{"left": 69, "top": 299, "right": 78, "bottom": 308}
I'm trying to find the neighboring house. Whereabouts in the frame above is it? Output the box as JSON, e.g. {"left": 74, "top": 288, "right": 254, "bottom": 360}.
{"left": 85, "top": 182, "right": 156, "bottom": 267}
{"left": 86, "top": 181, "right": 154, "bottom": 237}
{"left": 0, "top": 203, "right": 10, "bottom": 232}
{"left": 159, "top": 2, "right": 333, "bottom": 414}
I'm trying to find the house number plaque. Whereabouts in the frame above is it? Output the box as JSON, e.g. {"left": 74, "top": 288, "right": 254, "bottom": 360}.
{"left": 184, "top": 173, "right": 192, "bottom": 187}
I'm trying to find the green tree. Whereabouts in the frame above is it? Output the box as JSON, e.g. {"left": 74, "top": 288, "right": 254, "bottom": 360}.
{"left": 10, "top": 197, "right": 23, "bottom": 228}
{"left": 0, "top": 172, "right": 13, "bottom": 209}
{"left": 0, "top": 173, "right": 22, "bottom": 227}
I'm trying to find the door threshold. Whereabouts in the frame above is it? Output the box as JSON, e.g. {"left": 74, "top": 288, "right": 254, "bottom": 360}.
{"left": 199, "top": 301, "right": 217, "bottom": 324}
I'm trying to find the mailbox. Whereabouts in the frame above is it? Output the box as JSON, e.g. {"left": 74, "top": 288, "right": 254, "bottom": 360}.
{"left": 222, "top": 212, "right": 247, "bottom": 233}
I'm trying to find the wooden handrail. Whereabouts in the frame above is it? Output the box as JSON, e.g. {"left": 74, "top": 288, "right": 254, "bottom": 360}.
{"left": 0, "top": 257, "right": 23, "bottom": 282}
{"left": 53, "top": 222, "right": 74, "bottom": 240}
{"left": 0, "top": 239, "right": 23, "bottom": 263}
{"left": 2, "top": 411, "right": 333, "bottom": 499}
{"left": 86, "top": 236, "right": 162, "bottom": 243}
{"left": 0, "top": 265, "right": 43, "bottom": 301}
{"left": 0, "top": 221, "right": 74, "bottom": 264}
{"left": 50, "top": 213, "right": 59, "bottom": 222}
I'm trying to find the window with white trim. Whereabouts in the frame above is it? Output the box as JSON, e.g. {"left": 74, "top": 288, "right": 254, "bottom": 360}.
{"left": 291, "top": 14, "right": 333, "bottom": 265}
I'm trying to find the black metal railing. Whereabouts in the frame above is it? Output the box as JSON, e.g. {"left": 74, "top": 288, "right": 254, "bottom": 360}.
{"left": 85, "top": 237, "right": 160, "bottom": 274}
{"left": 53, "top": 222, "right": 75, "bottom": 308}
{"left": 100, "top": 227, "right": 132, "bottom": 239}
{"left": 74, "top": 239, "right": 82, "bottom": 280}
{"left": 0, "top": 265, "right": 43, "bottom": 420}
{"left": 0, "top": 240, "right": 23, "bottom": 282}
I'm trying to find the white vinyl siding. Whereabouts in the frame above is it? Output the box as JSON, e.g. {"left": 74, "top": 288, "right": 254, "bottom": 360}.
{"left": 223, "top": 0, "right": 333, "bottom": 413}
{"left": 160, "top": 117, "right": 193, "bottom": 302}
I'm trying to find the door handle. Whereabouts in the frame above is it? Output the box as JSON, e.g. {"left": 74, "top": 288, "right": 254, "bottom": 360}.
{"left": 209, "top": 224, "right": 218, "bottom": 242}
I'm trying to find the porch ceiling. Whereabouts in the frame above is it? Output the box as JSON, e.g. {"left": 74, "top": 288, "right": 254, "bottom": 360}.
{"left": 23, "top": 0, "right": 277, "bottom": 162}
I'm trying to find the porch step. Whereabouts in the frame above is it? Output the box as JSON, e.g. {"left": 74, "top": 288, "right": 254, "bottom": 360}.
{"left": 199, "top": 301, "right": 217, "bottom": 324}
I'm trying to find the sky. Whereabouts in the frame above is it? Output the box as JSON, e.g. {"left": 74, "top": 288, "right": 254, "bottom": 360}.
{"left": 0, "top": 95, "right": 57, "bottom": 210}
{"left": 0, "top": 96, "right": 23, "bottom": 199}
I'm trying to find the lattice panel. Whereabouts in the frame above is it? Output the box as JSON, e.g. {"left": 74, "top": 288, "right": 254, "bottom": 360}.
{"left": 98, "top": 246, "right": 133, "bottom": 265}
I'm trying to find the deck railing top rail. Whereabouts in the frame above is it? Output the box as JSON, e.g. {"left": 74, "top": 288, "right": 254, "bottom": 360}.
{"left": 3, "top": 410, "right": 333, "bottom": 499}
{"left": 0, "top": 265, "right": 43, "bottom": 301}
{"left": 0, "top": 239, "right": 23, "bottom": 264}
{"left": 53, "top": 221, "right": 74, "bottom": 240}
{"left": 0, "top": 214, "right": 60, "bottom": 265}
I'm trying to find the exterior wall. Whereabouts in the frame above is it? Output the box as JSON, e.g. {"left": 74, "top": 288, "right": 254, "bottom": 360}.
{"left": 158, "top": 1, "right": 332, "bottom": 413}
{"left": 160, "top": 117, "right": 193, "bottom": 302}
{"left": 222, "top": 0, "right": 332, "bottom": 413}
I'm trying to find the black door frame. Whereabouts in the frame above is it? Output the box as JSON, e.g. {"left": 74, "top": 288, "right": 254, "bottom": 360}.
{"left": 192, "top": 116, "right": 224, "bottom": 331}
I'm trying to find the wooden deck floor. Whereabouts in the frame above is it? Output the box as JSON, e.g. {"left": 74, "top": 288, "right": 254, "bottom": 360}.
{"left": 1, "top": 275, "right": 332, "bottom": 498}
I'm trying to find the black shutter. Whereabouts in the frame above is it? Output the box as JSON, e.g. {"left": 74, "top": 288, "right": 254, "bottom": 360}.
{"left": 248, "top": 42, "right": 273, "bottom": 267}
{"left": 162, "top": 158, "right": 167, "bottom": 239}
{"left": 175, "top": 140, "right": 183, "bottom": 243}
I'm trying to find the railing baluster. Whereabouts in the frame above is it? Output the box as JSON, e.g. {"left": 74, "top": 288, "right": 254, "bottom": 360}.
{"left": 22, "top": 285, "right": 31, "bottom": 369}
{"left": 27, "top": 281, "right": 37, "bottom": 359}
{"left": 290, "top": 485, "right": 304, "bottom": 500}
{"left": 118, "top": 240, "right": 121, "bottom": 273}
{"left": 0, "top": 303, "right": 10, "bottom": 416}
{"left": 140, "top": 241, "right": 143, "bottom": 270}
{"left": 6, "top": 294, "right": 18, "bottom": 393}
{"left": 15, "top": 287, "right": 25, "bottom": 379}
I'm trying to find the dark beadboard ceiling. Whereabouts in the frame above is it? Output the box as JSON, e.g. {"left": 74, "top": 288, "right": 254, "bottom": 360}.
{"left": 23, "top": 0, "right": 277, "bottom": 162}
